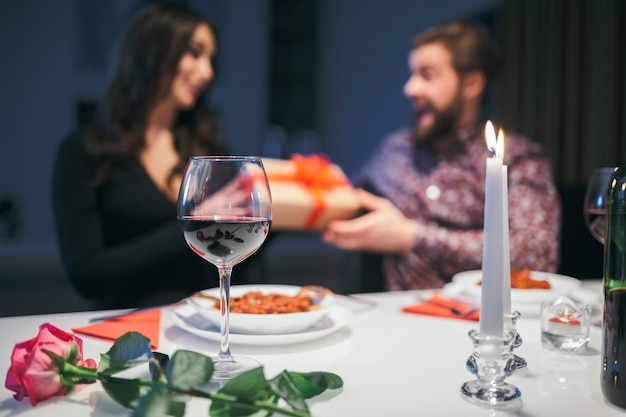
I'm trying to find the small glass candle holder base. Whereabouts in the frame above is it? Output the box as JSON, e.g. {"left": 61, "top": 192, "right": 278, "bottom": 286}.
{"left": 460, "top": 329, "right": 523, "bottom": 411}
{"left": 461, "top": 380, "right": 522, "bottom": 410}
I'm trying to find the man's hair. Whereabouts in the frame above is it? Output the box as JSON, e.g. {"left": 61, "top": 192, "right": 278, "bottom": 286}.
{"left": 413, "top": 19, "right": 503, "bottom": 88}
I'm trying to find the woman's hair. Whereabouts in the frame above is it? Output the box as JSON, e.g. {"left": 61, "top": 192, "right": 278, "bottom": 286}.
{"left": 412, "top": 19, "right": 503, "bottom": 90}
{"left": 87, "top": 2, "right": 227, "bottom": 185}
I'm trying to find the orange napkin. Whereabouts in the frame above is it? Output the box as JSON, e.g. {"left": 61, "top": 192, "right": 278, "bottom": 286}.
{"left": 73, "top": 309, "right": 161, "bottom": 349}
{"left": 402, "top": 292, "right": 480, "bottom": 321}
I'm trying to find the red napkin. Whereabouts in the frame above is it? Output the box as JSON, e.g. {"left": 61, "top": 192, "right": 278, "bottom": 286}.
{"left": 402, "top": 292, "right": 480, "bottom": 321}
{"left": 73, "top": 309, "right": 161, "bottom": 349}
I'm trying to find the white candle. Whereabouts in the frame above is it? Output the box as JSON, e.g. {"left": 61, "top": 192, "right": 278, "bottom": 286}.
{"left": 502, "top": 166, "right": 511, "bottom": 318}
{"left": 499, "top": 128, "right": 513, "bottom": 330}
{"left": 479, "top": 122, "right": 504, "bottom": 337}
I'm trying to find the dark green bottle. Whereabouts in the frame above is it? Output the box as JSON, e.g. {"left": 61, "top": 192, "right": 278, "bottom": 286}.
{"left": 602, "top": 163, "right": 626, "bottom": 408}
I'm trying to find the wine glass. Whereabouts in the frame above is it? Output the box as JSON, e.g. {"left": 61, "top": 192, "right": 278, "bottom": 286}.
{"left": 583, "top": 167, "right": 617, "bottom": 244}
{"left": 177, "top": 156, "right": 272, "bottom": 379}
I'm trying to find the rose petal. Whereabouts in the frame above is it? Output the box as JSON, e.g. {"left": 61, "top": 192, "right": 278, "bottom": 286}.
{"left": 5, "top": 365, "right": 26, "bottom": 401}
{"left": 22, "top": 368, "right": 66, "bottom": 406}
{"left": 81, "top": 358, "right": 97, "bottom": 369}
{"left": 5, "top": 335, "right": 39, "bottom": 401}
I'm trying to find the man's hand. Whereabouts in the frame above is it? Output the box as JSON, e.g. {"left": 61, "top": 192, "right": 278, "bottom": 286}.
{"left": 322, "top": 189, "right": 418, "bottom": 253}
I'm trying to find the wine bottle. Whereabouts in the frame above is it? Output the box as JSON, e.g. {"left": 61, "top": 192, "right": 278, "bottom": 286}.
{"left": 601, "top": 162, "right": 626, "bottom": 408}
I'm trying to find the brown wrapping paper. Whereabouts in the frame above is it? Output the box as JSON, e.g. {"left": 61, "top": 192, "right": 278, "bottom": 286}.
{"left": 262, "top": 156, "right": 360, "bottom": 230}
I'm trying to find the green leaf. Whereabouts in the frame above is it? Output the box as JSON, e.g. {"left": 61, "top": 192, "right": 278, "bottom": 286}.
{"left": 211, "top": 367, "right": 274, "bottom": 417}
{"left": 98, "top": 332, "right": 153, "bottom": 375}
{"left": 166, "top": 350, "right": 214, "bottom": 390}
{"left": 268, "top": 371, "right": 309, "bottom": 412}
{"left": 209, "top": 403, "right": 273, "bottom": 417}
{"left": 130, "top": 383, "right": 186, "bottom": 417}
{"left": 42, "top": 349, "right": 66, "bottom": 373}
{"left": 100, "top": 377, "right": 150, "bottom": 409}
{"left": 267, "top": 371, "right": 344, "bottom": 412}
{"left": 288, "top": 372, "right": 344, "bottom": 398}
{"left": 218, "top": 367, "right": 270, "bottom": 401}
{"left": 209, "top": 398, "right": 274, "bottom": 417}
{"left": 67, "top": 340, "right": 80, "bottom": 364}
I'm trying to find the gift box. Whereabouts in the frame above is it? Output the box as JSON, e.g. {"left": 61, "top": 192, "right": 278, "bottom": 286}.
{"left": 262, "top": 154, "right": 360, "bottom": 231}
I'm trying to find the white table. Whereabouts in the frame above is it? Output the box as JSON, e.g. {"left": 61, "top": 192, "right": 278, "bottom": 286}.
{"left": 0, "top": 281, "right": 624, "bottom": 417}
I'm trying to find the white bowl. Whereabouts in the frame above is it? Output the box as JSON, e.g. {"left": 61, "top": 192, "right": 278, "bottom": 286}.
{"left": 452, "top": 270, "right": 582, "bottom": 304}
{"left": 187, "top": 284, "right": 333, "bottom": 335}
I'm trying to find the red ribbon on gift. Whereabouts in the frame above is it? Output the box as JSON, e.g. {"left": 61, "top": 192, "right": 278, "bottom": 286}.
{"left": 267, "top": 154, "right": 351, "bottom": 229}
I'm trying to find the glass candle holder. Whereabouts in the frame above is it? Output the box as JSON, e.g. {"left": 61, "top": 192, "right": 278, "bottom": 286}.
{"left": 540, "top": 296, "right": 591, "bottom": 353}
{"left": 461, "top": 329, "right": 523, "bottom": 410}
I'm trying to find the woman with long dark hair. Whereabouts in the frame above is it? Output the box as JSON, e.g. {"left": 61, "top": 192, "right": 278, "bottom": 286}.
{"left": 53, "top": 3, "right": 234, "bottom": 309}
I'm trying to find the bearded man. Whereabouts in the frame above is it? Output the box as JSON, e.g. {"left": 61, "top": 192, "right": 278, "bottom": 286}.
{"left": 322, "top": 19, "right": 561, "bottom": 291}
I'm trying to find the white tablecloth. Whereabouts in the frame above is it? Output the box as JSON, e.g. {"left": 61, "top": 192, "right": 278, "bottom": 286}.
{"left": 0, "top": 280, "right": 624, "bottom": 417}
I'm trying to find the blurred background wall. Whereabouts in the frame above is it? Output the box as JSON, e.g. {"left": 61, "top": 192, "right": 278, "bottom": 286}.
{"left": 0, "top": 0, "right": 623, "bottom": 315}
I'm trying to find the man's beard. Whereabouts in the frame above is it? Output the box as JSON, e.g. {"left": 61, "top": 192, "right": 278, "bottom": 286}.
{"left": 411, "top": 92, "right": 463, "bottom": 144}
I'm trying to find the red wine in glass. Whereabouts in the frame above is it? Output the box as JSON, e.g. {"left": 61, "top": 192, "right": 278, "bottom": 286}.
{"left": 584, "top": 207, "right": 606, "bottom": 244}
{"left": 583, "top": 167, "right": 617, "bottom": 245}
{"left": 178, "top": 216, "right": 270, "bottom": 266}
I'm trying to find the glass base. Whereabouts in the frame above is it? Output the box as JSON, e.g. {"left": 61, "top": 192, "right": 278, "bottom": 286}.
{"left": 461, "top": 329, "right": 523, "bottom": 411}
{"left": 212, "top": 356, "right": 260, "bottom": 380}
{"left": 461, "top": 380, "right": 523, "bottom": 410}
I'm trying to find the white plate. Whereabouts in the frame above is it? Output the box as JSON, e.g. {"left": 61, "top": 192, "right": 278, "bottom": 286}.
{"left": 451, "top": 270, "right": 582, "bottom": 304}
{"left": 169, "top": 302, "right": 353, "bottom": 346}
{"left": 188, "top": 284, "right": 333, "bottom": 335}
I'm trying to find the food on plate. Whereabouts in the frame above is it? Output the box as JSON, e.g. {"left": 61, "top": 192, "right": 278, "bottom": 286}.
{"left": 192, "top": 291, "right": 319, "bottom": 314}
{"left": 478, "top": 268, "right": 552, "bottom": 290}
{"left": 510, "top": 268, "right": 551, "bottom": 289}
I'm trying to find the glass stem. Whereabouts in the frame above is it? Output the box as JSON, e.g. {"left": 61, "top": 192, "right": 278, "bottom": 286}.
{"left": 217, "top": 264, "right": 234, "bottom": 362}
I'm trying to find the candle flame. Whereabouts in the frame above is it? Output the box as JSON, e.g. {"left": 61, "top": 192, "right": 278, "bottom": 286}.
{"left": 485, "top": 121, "right": 497, "bottom": 156}
{"left": 485, "top": 121, "right": 505, "bottom": 160}
{"left": 496, "top": 128, "right": 505, "bottom": 160}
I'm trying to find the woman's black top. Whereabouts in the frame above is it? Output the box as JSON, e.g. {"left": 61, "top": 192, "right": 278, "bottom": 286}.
{"left": 52, "top": 132, "right": 260, "bottom": 309}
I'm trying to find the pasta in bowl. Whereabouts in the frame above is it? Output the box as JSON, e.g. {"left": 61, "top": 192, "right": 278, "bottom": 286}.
{"left": 187, "top": 284, "right": 334, "bottom": 334}
{"left": 452, "top": 269, "right": 582, "bottom": 304}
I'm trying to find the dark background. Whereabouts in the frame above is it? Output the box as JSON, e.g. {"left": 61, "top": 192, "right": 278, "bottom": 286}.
{"left": 0, "top": 0, "right": 614, "bottom": 315}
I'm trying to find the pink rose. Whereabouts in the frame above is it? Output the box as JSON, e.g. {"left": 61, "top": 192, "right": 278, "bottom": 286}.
{"left": 4, "top": 323, "right": 97, "bottom": 406}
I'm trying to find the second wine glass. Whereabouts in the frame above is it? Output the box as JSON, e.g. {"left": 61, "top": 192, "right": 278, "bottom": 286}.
{"left": 583, "top": 167, "right": 617, "bottom": 244}
{"left": 177, "top": 156, "right": 272, "bottom": 379}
